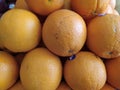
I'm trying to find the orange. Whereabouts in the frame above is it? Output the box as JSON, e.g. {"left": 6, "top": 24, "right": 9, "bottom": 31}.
{"left": 15, "top": 0, "right": 29, "bottom": 10}
{"left": 100, "top": 83, "right": 116, "bottom": 90}
{"left": 20, "top": 47, "right": 62, "bottom": 90}
{"left": 105, "top": 56, "right": 120, "bottom": 89}
{"left": 56, "top": 81, "right": 72, "bottom": 90}
{"left": 25, "top": 0, "right": 64, "bottom": 15}
{"left": 109, "top": 0, "right": 116, "bottom": 9}
{"left": 42, "top": 9, "right": 86, "bottom": 57}
{"left": 8, "top": 81, "right": 24, "bottom": 90}
{"left": 64, "top": 51, "right": 106, "bottom": 90}
{"left": 71, "top": 0, "right": 110, "bottom": 19}
{"left": 0, "top": 51, "right": 18, "bottom": 90}
{"left": 87, "top": 14, "right": 120, "bottom": 59}
{"left": 0, "top": 9, "right": 41, "bottom": 52}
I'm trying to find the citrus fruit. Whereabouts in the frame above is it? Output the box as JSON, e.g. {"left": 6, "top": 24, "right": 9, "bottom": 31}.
{"left": 8, "top": 80, "right": 24, "bottom": 90}
{"left": 87, "top": 14, "right": 120, "bottom": 59}
{"left": 100, "top": 83, "right": 116, "bottom": 90}
{"left": 56, "top": 81, "right": 72, "bottom": 90}
{"left": 64, "top": 51, "right": 106, "bottom": 90}
{"left": 15, "top": 0, "right": 29, "bottom": 10}
{"left": 0, "top": 9, "right": 41, "bottom": 52}
{"left": 25, "top": 0, "right": 64, "bottom": 15}
{"left": 0, "top": 51, "right": 18, "bottom": 90}
{"left": 20, "top": 47, "right": 62, "bottom": 90}
{"left": 71, "top": 0, "right": 110, "bottom": 19}
{"left": 42, "top": 9, "right": 86, "bottom": 57}
{"left": 105, "top": 56, "right": 120, "bottom": 89}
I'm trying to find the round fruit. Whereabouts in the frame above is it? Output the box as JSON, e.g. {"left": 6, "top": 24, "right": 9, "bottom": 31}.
{"left": 71, "top": 0, "right": 110, "bottom": 19}
{"left": 64, "top": 51, "right": 106, "bottom": 90}
{"left": 0, "top": 9, "right": 41, "bottom": 52}
{"left": 105, "top": 56, "right": 120, "bottom": 89}
{"left": 42, "top": 9, "right": 86, "bottom": 57}
{"left": 15, "top": 0, "right": 29, "bottom": 10}
{"left": 87, "top": 14, "right": 120, "bottom": 59}
{"left": 56, "top": 81, "right": 72, "bottom": 90}
{"left": 20, "top": 48, "right": 62, "bottom": 90}
{"left": 25, "top": 0, "right": 64, "bottom": 15}
{"left": 8, "top": 81, "right": 24, "bottom": 90}
{"left": 100, "top": 83, "right": 116, "bottom": 90}
{"left": 0, "top": 51, "right": 18, "bottom": 90}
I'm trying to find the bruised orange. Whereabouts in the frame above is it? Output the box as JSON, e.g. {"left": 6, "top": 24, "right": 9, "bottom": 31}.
{"left": 87, "top": 14, "right": 120, "bottom": 59}
{"left": 42, "top": 9, "right": 86, "bottom": 57}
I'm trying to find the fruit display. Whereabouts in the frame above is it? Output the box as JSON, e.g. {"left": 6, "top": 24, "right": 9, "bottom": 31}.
{"left": 0, "top": 0, "right": 120, "bottom": 90}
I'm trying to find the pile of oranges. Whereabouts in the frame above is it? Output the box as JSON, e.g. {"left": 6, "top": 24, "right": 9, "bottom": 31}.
{"left": 0, "top": 0, "right": 120, "bottom": 90}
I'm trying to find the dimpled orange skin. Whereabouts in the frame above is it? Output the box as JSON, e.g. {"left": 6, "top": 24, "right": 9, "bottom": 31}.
{"left": 42, "top": 9, "right": 87, "bottom": 57}
{"left": 71, "top": 0, "right": 110, "bottom": 19}
{"left": 87, "top": 14, "right": 120, "bottom": 59}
